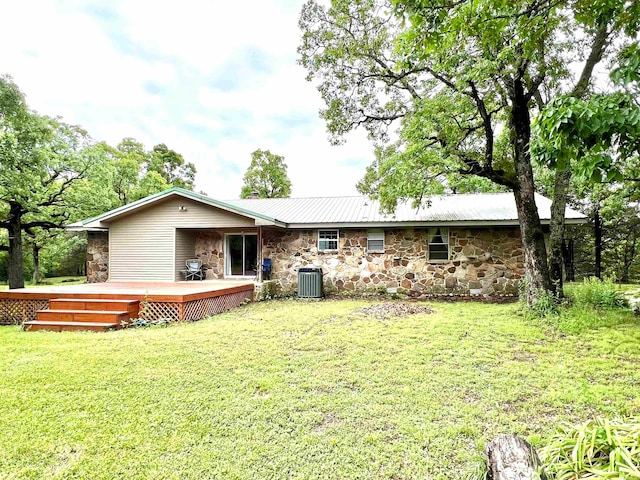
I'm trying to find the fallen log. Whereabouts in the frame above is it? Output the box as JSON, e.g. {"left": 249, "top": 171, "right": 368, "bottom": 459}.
{"left": 485, "top": 434, "right": 548, "bottom": 480}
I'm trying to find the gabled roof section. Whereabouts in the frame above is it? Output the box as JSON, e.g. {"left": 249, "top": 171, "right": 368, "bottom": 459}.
{"left": 67, "top": 187, "right": 284, "bottom": 230}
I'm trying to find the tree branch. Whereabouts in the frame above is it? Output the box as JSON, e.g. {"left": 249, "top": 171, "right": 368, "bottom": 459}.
{"left": 571, "top": 24, "right": 611, "bottom": 98}
{"left": 22, "top": 220, "right": 64, "bottom": 230}
{"left": 467, "top": 80, "right": 495, "bottom": 168}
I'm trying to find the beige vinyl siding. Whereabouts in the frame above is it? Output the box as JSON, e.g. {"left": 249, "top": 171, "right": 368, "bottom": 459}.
{"left": 108, "top": 197, "right": 256, "bottom": 282}
{"left": 174, "top": 230, "right": 196, "bottom": 281}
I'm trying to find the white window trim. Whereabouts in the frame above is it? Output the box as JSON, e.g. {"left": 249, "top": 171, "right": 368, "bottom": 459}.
{"left": 318, "top": 229, "right": 339, "bottom": 251}
{"left": 367, "top": 230, "right": 385, "bottom": 253}
{"left": 427, "top": 227, "right": 450, "bottom": 262}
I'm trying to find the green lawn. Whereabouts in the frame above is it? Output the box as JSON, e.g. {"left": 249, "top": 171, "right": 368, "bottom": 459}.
{"left": 0, "top": 276, "right": 86, "bottom": 290}
{"left": 1, "top": 300, "right": 638, "bottom": 479}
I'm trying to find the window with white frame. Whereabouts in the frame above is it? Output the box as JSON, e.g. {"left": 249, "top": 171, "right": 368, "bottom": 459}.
{"left": 318, "top": 229, "right": 339, "bottom": 251}
{"left": 367, "top": 230, "right": 385, "bottom": 253}
{"left": 428, "top": 227, "right": 449, "bottom": 261}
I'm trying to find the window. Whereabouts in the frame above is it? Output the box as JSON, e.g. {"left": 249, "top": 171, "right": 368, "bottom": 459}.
{"left": 318, "top": 230, "right": 339, "bottom": 251}
{"left": 367, "top": 231, "right": 385, "bottom": 253}
{"left": 428, "top": 228, "right": 449, "bottom": 261}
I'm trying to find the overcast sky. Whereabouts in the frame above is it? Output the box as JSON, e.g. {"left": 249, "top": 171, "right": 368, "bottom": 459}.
{"left": 1, "top": 0, "right": 374, "bottom": 199}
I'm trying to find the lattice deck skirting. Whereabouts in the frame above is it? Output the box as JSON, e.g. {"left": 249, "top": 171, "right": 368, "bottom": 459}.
{"left": 118, "top": 289, "right": 253, "bottom": 322}
{"left": 0, "top": 299, "right": 49, "bottom": 325}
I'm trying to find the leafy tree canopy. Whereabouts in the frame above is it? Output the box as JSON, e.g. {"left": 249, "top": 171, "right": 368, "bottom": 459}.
{"left": 148, "top": 143, "right": 196, "bottom": 190}
{"left": 0, "top": 74, "right": 109, "bottom": 287}
{"left": 298, "top": 0, "right": 640, "bottom": 299}
{"left": 240, "top": 149, "right": 292, "bottom": 199}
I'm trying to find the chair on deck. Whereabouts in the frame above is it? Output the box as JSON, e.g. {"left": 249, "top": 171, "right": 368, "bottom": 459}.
{"left": 262, "top": 258, "right": 272, "bottom": 280}
{"left": 184, "top": 258, "right": 204, "bottom": 281}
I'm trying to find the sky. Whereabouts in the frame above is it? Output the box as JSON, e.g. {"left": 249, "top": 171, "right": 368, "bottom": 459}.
{"left": 1, "top": 0, "right": 374, "bottom": 199}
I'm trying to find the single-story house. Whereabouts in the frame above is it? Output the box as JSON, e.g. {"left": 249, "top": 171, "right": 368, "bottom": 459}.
{"left": 68, "top": 187, "right": 586, "bottom": 297}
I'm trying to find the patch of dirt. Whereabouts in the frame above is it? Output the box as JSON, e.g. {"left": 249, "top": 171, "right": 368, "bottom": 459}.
{"left": 313, "top": 413, "right": 342, "bottom": 432}
{"left": 353, "top": 302, "right": 434, "bottom": 319}
{"left": 511, "top": 351, "right": 538, "bottom": 362}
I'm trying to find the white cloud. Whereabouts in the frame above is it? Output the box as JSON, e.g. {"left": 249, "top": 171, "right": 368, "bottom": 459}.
{"left": 0, "top": 0, "right": 375, "bottom": 200}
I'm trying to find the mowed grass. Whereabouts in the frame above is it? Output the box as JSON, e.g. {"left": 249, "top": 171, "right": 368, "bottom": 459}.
{"left": 1, "top": 300, "right": 639, "bottom": 479}
{"left": 0, "top": 276, "right": 86, "bottom": 290}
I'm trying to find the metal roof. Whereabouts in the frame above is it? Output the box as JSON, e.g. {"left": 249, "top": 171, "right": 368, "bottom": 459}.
{"left": 226, "top": 192, "right": 586, "bottom": 226}
{"left": 68, "top": 188, "right": 587, "bottom": 231}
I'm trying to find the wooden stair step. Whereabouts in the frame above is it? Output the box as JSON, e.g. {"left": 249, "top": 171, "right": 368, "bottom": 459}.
{"left": 24, "top": 321, "right": 119, "bottom": 332}
{"left": 36, "top": 309, "right": 130, "bottom": 324}
{"left": 49, "top": 298, "right": 139, "bottom": 315}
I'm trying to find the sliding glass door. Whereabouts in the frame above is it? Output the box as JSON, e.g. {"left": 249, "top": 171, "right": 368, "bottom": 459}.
{"left": 225, "top": 234, "right": 257, "bottom": 277}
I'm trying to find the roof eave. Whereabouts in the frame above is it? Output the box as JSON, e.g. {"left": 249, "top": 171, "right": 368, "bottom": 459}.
{"left": 285, "top": 218, "right": 588, "bottom": 228}
{"left": 65, "top": 225, "right": 108, "bottom": 232}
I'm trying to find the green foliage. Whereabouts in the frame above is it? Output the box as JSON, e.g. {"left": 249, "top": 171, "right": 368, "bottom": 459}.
{"left": 524, "top": 287, "right": 561, "bottom": 319}
{"left": 0, "top": 83, "right": 105, "bottom": 223}
{"left": 570, "top": 277, "right": 629, "bottom": 309}
{"left": 526, "top": 279, "right": 635, "bottom": 334}
{"left": 612, "top": 42, "right": 640, "bottom": 91}
{"left": 240, "top": 149, "right": 292, "bottom": 198}
{"left": 39, "top": 233, "right": 87, "bottom": 277}
{"left": 0, "top": 75, "right": 197, "bottom": 287}
{"left": 258, "top": 280, "right": 284, "bottom": 300}
{"left": 148, "top": 143, "right": 196, "bottom": 191}
{"left": 532, "top": 93, "right": 640, "bottom": 182}
{"left": 540, "top": 417, "right": 640, "bottom": 479}
{"left": 0, "top": 75, "right": 114, "bottom": 286}
{"left": 96, "top": 138, "right": 194, "bottom": 209}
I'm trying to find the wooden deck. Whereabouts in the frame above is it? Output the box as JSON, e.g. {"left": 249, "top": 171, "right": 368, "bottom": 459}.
{"left": 0, "top": 281, "right": 255, "bottom": 326}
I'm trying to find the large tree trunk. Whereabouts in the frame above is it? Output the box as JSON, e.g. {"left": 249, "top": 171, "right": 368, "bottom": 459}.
{"left": 485, "top": 434, "right": 548, "bottom": 480}
{"left": 548, "top": 168, "right": 571, "bottom": 295}
{"left": 594, "top": 205, "right": 602, "bottom": 279}
{"left": 32, "top": 243, "right": 41, "bottom": 284}
{"left": 547, "top": 25, "right": 609, "bottom": 294}
{"left": 7, "top": 201, "right": 25, "bottom": 289}
{"left": 510, "top": 80, "right": 553, "bottom": 302}
{"left": 562, "top": 238, "right": 575, "bottom": 282}
{"left": 621, "top": 238, "right": 636, "bottom": 283}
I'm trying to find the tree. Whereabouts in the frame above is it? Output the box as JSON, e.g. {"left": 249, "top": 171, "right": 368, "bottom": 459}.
{"left": 100, "top": 138, "right": 150, "bottom": 206}
{"left": 240, "top": 149, "right": 292, "bottom": 198}
{"left": 147, "top": 143, "right": 196, "bottom": 190}
{"left": 533, "top": 38, "right": 640, "bottom": 289}
{"left": 298, "top": 0, "right": 639, "bottom": 302}
{"left": 0, "top": 75, "right": 107, "bottom": 288}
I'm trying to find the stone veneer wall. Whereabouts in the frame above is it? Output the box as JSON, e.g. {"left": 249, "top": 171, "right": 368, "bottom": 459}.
{"left": 194, "top": 231, "right": 225, "bottom": 279}
{"left": 87, "top": 231, "right": 109, "bottom": 283}
{"left": 262, "top": 227, "right": 524, "bottom": 296}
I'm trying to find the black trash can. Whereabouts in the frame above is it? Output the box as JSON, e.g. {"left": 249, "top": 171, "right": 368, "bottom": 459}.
{"left": 297, "top": 267, "right": 324, "bottom": 298}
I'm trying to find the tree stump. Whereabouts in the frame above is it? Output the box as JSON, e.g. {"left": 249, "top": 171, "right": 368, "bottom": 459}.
{"left": 485, "top": 434, "right": 547, "bottom": 480}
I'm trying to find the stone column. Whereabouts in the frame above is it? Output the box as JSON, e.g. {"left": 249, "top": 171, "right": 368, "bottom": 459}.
{"left": 87, "top": 231, "right": 109, "bottom": 283}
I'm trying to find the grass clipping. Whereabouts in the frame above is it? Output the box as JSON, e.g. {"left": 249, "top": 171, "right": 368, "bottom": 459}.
{"left": 353, "top": 302, "right": 434, "bottom": 319}
{"left": 540, "top": 417, "right": 640, "bottom": 478}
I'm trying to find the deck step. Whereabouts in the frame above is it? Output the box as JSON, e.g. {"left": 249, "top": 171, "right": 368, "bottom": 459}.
{"left": 24, "top": 321, "right": 119, "bottom": 332}
{"left": 49, "top": 298, "right": 139, "bottom": 316}
{"left": 36, "top": 309, "right": 130, "bottom": 325}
